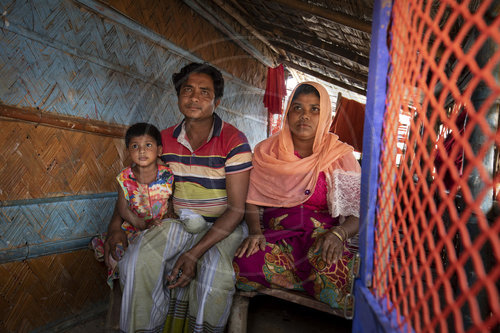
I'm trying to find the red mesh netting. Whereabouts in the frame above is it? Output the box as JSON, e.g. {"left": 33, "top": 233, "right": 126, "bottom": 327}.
{"left": 373, "top": 1, "right": 499, "bottom": 332}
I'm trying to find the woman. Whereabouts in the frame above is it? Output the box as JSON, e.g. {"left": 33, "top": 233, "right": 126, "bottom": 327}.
{"left": 233, "top": 82, "right": 360, "bottom": 310}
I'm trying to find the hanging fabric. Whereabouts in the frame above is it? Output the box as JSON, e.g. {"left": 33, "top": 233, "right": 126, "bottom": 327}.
{"left": 330, "top": 95, "right": 365, "bottom": 153}
{"left": 263, "top": 64, "right": 286, "bottom": 115}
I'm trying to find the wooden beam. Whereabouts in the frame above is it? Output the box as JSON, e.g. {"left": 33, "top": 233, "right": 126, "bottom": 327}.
{"left": 253, "top": 20, "right": 369, "bottom": 67}
{"left": 183, "top": 0, "right": 274, "bottom": 67}
{"left": 210, "top": 0, "right": 282, "bottom": 55}
{"left": 273, "top": 0, "right": 372, "bottom": 33}
{"left": 272, "top": 40, "right": 368, "bottom": 84}
{"left": 0, "top": 104, "right": 127, "bottom": 138}
{"left": 282, "top": 60, "right": 366, "bottom": 96}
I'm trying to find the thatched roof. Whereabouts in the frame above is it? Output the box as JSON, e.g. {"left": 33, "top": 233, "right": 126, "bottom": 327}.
{"left": 183, "top": 0, "right": 373, "bottom": 102}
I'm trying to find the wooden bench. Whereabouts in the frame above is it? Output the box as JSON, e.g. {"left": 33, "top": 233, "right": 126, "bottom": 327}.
{"left": 227, "top": 252, "right": 359, "bottom": 333}
{"left": 106, "top": 252, "right": 359, "bottom": 332}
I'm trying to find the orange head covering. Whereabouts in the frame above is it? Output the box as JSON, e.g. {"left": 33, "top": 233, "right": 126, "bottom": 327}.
{"left": 247, "top": 82, "right": 354, "bottom": 207}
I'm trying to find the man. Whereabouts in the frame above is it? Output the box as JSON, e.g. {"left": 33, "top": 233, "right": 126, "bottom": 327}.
{"left": 105, "top": 62, "right": 252, "bottom": 332}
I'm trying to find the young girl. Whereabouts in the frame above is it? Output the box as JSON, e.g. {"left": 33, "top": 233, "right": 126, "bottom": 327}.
{"left": 116, "top": 122, "right": 175, "bottom": 231}
{"left": 92, "top": 122, "right": 175, "bottom": 287}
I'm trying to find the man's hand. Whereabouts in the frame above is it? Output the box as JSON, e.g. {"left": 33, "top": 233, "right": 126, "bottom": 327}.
{"left": 167, "top": 251, "right": 198, "bottom": 289}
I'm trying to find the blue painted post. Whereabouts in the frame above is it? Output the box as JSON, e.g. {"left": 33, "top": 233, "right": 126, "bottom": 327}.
{"left": 353, "top": 0, "right": 393, "bottom": 332}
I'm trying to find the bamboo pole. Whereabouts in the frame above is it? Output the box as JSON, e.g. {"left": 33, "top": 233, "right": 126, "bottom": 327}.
{"left": 0, "top": 104, "right": 127, "bottom": 138}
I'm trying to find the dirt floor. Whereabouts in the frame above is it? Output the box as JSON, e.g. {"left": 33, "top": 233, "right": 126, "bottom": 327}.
{"left": 64, "top": 295, "right": 353, "bottom": 333}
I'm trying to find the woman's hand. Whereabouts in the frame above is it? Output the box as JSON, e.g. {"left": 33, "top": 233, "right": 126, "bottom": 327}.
{"left": 312, "top": 230, "right": 344, "bottom": 266}
{"left": 104, "top": 228, "right": 128, "bottom": 268}
{"left": 166, "top": 251, "right": 198, "bottom": 289}
{"left": 235, "top": 232, "right": 266, "bottom": 258}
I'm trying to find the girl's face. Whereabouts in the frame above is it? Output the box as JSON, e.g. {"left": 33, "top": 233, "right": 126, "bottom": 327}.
{"left": 127, "top": 134, "right": 162, "bottom": 168}
{"left": 287, "top": 93, "right": 321, "bottom": 142}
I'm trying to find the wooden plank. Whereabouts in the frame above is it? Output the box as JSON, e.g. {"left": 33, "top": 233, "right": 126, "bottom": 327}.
{"left": 210, "top": 0, "right": 281, "bottom": 55}
{"left": 0, "top": 104, "right": 127, "bottom": 138}
{"left": 258, "top": 289, "right": 345, "bottom": 317}
{"left": 273, "top": 0, "right": 372, "bottom": 33}
{"left": 1, "top": 192, "right": 117, "bottom": 207}
{"left": 228, "top": 288, "right": 346, "bottom": 332}
{"left": 183, "top": 0, "right": 275, "bottom": 67}
{"left": 252, "top": 19, "right": 370, "bottom": 67}
{"left": 282, "top": 60, "right": 367, "bottom": 96}
{"left": 273, "top": 40, "right": 368, "bottom": 84}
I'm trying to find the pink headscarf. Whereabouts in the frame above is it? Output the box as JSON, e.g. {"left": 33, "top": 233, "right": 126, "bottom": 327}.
{"left": 247, "top": 82, "right": 354, "bottom": 207}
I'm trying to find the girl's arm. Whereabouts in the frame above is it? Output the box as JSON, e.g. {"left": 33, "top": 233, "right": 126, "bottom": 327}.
{"left": 116, "top": 189, "right": 146, "bottom": 230}
{"left": 104, "top": 205, "right": 127, "bottom": 267}
{"left": 163, "top": 182, "right": 178, "bottom": 219}
{"left": 163, "top": 195, "right": 178, "bottom": 219}
{"left": 234, "top": 203, "right": 266, "bottom": 258}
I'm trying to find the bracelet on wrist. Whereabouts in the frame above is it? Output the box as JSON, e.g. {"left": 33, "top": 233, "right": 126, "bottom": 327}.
{"left": 337, "top": 225, "right": 348, "bottom": 240}
{"left": 330, "top": 229, "right": 344, "bottom": 242}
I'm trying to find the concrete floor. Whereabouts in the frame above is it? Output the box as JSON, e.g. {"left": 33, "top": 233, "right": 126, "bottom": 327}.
{"left": 63, "top": 295, "right": 353, "bottom": 333}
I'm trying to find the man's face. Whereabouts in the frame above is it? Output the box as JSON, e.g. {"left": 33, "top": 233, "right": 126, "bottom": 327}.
{"left": 177, "top": 72, "right": 220, "bottom": 121}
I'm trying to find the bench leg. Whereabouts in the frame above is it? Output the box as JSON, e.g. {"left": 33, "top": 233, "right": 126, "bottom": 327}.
{"left": 227, "top": 293, "right": 250, "bottom": 333}
{"left": 105, "top": 280, "right": 122, "bottom": 332}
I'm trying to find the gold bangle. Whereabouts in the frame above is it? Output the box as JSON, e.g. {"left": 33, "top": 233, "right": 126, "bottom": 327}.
{"left": 337, "top": 225, "right": 348, "bottom": 240}
{"left": 330, "top": 230, "right": 344, "bottom": 242}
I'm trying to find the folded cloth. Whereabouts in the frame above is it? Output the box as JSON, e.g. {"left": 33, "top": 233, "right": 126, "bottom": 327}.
{"left": 178, "top": 208, "right": 209, "bottom": 233}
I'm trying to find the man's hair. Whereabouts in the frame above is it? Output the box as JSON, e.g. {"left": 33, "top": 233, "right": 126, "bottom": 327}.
{"left": 172, "top": 62, "right": 224, "bottom": 101}
{"left": 291, "top": 84, "right": 320, "bottom": 102}
{"left": 125, "top": 122, "right": 162, "bottom": 148}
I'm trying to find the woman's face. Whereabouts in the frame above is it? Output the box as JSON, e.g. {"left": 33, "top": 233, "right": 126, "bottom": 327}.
{"left": 287, "top": 92, "right": 321, "bottom": 142}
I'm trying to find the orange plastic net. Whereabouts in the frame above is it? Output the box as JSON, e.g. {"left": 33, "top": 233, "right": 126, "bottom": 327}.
{"left": 373, "top": 1, "right": 499, "bottom": 332}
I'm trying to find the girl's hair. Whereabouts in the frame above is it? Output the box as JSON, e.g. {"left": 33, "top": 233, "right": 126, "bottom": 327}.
{"left": 172, "top": 62, "right": 224, "bottom": 101}
{"left": 291, "top": 84, "right": 320, "bottom": 102}
{"left": 125, "top": 123, "right": 162, "bottom": 148}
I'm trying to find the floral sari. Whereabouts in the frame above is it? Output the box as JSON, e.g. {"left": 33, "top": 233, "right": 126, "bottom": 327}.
{"left": 234, "top": 172, "right": 357, "bottom": 309}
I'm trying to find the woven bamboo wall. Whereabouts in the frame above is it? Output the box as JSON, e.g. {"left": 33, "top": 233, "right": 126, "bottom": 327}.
{"left": 0, "top": 119, "right": 127, "bottom": 253}
{"left": 0, "top": 0, "right": 268, "bottom": 330}
{"left": 0, "top": 0, "right": 267, "bottom": 146}
{"left": 0, "top": 120, "right": 127, "bottom": 201}
{"left": 0, "top": 117, "right": 125, "bottom": 332}
{"left": 0, "top": 250, "right": 108, "bottom": 333}
{"left": 102, "top": 0, "right": 269, "bottom": 88}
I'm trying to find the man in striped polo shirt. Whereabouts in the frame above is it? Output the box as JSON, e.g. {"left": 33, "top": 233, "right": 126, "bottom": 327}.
{"left": 106, "top": 62, "right": 253, "bottom": 332}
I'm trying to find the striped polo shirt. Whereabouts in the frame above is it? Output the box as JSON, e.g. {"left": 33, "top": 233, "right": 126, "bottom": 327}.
{"left": 160, "top": 114, "right": 253, "bottom": 222}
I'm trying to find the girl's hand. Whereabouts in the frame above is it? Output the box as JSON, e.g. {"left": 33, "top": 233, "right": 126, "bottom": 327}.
{"left": 147, "top": 219, "right": 163, "bottom": 229}
{"left": 312, "top": 230, "right": 344, "bottom": 265}
{"left": 104, "top": 229, "right": 128, "bottom": 268}
{"left": 129, "top": 216, "right": 147, "bottom": 230}
{"left": 235, "top": 233, "right": 266, "bottom": 258}
{"left": 163, "top": 210, "right": 179, "bottom": 219}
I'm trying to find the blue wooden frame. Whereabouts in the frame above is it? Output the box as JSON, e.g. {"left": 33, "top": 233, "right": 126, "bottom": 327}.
{"left": 353, "top": 0, "right": 396, "bottom": 331}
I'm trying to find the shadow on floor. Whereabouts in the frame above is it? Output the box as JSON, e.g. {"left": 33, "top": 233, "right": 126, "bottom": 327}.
{"left": 247, "top": 295, "right": 353, "bottom": 333}
{"left": 63, "top": 295, "right": 353, "bottom": 333}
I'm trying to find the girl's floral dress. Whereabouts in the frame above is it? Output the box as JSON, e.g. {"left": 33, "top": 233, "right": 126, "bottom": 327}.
{"left": 91, "top": 165, "right": 174, "bottom": 287}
